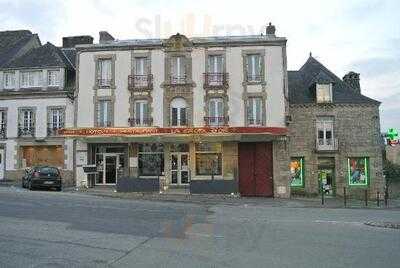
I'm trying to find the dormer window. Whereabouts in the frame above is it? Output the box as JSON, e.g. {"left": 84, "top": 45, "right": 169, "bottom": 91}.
{"left": 21, "top": 71, "right": 42, "bottom": 88}
{"left": 4, "top": 72, "right": 15, "bottom": 89}
{"left": 316, "top": 83, "right": 332, "bottom": 103}
{"left": 48, "top": 70, "right": 60, "bottom": 87}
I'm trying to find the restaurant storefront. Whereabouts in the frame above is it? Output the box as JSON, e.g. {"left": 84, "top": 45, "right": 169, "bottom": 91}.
{"left": 61, "top": 127, "right": 289, "bottom": 197}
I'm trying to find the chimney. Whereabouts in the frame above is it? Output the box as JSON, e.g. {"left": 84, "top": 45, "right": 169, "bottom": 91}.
{"left": 266, "top": 22, "right": 276, "bottom": 36}
{"left": 343, "top": 71, "right": 361, "bottom": 94}
{"left": 99, "top": 31, "right": 115, "bottom": 44}
{"left": 62, "top": 36, "right": 93, "bottom": 48}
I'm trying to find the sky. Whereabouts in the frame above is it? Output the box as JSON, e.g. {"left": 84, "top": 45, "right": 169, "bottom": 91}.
{"left": 0, "top": 0, "right": 399, "bottom": 132}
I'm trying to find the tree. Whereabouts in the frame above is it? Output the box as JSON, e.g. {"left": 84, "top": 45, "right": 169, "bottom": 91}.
{"left": 383, "top": 159, "right": 400, "bottom": 183}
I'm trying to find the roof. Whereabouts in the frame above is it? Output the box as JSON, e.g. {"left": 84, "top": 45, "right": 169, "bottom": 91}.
{"left": 77, "top": 34, "right": 287, "bottom": 49}
{"left": 0, "top": 30, "right": 39, "bottom": 67}
{"left": 288, "top": 56, "right": 380, "bottom": 105}
{"left": 3, "top": 42, "right": 75, "bottom": 69}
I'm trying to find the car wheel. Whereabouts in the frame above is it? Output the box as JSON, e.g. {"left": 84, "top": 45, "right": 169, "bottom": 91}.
{"left": 28, "top": 181, "right": 33, "bottom": 191}
{"left": 56, "top": 187, "right": 62, "bottom": 192}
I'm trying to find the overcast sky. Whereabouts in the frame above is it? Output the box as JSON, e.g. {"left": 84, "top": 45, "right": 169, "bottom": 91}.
{"left": 1, "top": 0, "right": 399, "bottom": 132}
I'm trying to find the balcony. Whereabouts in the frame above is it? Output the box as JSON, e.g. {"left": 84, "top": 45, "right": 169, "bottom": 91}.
{"left": 204, "top": 73, "right": 229, "bottom": 89}
{"left": 97, "top": 121, "right": 112, "bottom": 127}
{"left": 128, "top": 117, "right": 153, "bottom": 127}
{"left": 204, "top": 116, "right": 229, "bottom": 127}
{"left": 246, "top": 74, "right": 264, "bottom": 83}
{"left": 247, "top": 117, "right": 263, "bottom": 126}
{"left": 18, "top": 123, "right": 35, "bottom": 137}
{"left": 316, "top": 138, "right": 339, "bottom": 152}
{"left": 0, "top": 123, "right": 6, "bottom": 139}
{"left": 169, "top": 75, "right": 188, "bottom": 85}
{"left": 97, "top": 78, "right": 113, "bottom": 88}
{"left": 47, "top": 122, "right": 65, "bottom": 136}
{"left": 128, "top": 74, "right": 153, "bottom": 90}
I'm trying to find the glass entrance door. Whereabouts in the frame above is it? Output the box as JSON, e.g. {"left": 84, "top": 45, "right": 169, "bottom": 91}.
{"left": 318, "top": 169, "right": 335, "bottom": 196}
{"left": 105, "top": 155, "right": 117, "bottom": 184}
{"left": 171, "top": 153, "right": 190, "bottom": 185}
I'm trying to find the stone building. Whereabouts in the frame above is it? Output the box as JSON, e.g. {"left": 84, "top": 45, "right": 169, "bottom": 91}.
{"left": 288, "top": 55, "right": 384, "bottom": 197}
{"left": 0, "top": 34, "right": 93, "bottom": 186}
{"left": 61, "top": 24, "right": 291, "bottom": 197}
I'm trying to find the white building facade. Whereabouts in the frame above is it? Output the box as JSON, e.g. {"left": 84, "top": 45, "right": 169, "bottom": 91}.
{"left": 65, "top": 25, "right": 291, "bottom": 197}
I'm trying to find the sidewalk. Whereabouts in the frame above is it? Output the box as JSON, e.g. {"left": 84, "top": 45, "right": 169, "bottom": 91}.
{"left": 65, "top": 186, "right": 400, "bottom": 209}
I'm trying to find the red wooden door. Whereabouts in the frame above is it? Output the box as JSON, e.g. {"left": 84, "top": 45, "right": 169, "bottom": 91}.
{"left": 239, "top": 142, "right": 273, "bottom": 197}
{"left": 238, "top": 143, "right": 255, "bottom": 196}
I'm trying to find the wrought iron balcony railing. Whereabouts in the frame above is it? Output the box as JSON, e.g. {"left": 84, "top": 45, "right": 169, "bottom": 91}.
{"left": 128, "top": 117, "right": 153, "bottom": 127}
{"left": 128, "top": 74, "right": 153, "bottom": 90}
{"left": 204, "top": 116, "right": 229, "bottom": 127}
{"left": 204, "top": 73, "right": 229, "bottom": 88}
{"left": 47, "top": 122, "right": 65, "bottom": 136}
{"left": 170, "top": 75, "right": 188, "bottom": 85}
{"left": 246, "top": 74, "right": 264, "bottom": 83}
{"left": 97, "top": 121, "right": 112, "bottom": 127}
{"left": 247, "top": 117, "right": 263, "bottom": 126}
{"left": 18, "top": 123, "right": 35, "bottom": 137}
{"left": 97, "top": 78, "right": 113, "bottom": 87}
{"left": 316, "top": 138, "right": 339, "bottom": 151}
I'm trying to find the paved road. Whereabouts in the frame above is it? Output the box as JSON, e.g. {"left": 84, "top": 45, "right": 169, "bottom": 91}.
{"left": 0, "top": 187, "right": 399, "bottom": 268}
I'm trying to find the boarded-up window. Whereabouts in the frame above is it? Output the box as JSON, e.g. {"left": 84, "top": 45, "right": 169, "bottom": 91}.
{"left": 21, "top": 145, "right": 64, "bottom": 168}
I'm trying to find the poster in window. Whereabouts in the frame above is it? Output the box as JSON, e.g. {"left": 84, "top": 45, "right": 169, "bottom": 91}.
{"left": 348, "top": 157, "right": 369, "bottom": 186}
{"left": 290, "top": 158, "right": 304, "bottom": 187}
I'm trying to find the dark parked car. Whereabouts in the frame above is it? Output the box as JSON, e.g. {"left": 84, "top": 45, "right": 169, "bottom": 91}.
{"left": 22, "top": 166, "right": 62, "bottom": 191}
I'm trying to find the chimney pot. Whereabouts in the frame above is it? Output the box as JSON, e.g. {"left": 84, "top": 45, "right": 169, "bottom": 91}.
{"left": 343, "top": 71, "right": 361, "bottom": 94}
{"left": 266, "top": 22, "right": 276, "bottom": 36}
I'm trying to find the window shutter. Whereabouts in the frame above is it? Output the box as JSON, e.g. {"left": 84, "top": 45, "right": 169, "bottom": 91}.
{"left": 180, "top": 107, "right": 187, "bottom": 125}
{"left": 217, "top": 100, "right": 223, "bottom": 117}
{"left": 217, "top": 55, "right": 223, "bottom": 73}
{"left": 106, "top": 101, "right": 112, "bottom": 126}
{"left": 180, "top": 57, "right": 186, "bottom": 78}
{"left": 171, "top": 108, "right": 178, "bottom": 126}
{"left": 207, "top": 56, "right": 213, "bottom": 73}
{"left": 256, "top": 98, "right": 262, "bottom": 123}
{"left": 247, "top": 99, "right": 253, "bottom": 122}
{"left": 143, "top": 102, "right": 149, "bottom": 122}
{"left": 209, "top": 100, "right": 216, "bottom": 118}
{"left": 245, "top": 56, "right": 250, "bottom": 80}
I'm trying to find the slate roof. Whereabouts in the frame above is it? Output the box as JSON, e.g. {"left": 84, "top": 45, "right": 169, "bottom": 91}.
{"left": 3, "top": 42, "right": 75, "bottom": 70}
{"left": 0, "top": 30, "right": 39, "bottom": 67}
{"left": 288, "top": 56, "right": 380, "bottom": 105}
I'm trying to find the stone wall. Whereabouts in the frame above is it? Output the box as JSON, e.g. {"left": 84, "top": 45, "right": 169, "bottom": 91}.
{"left": 289, "top": 104, "right": 384, "bottom": 198}
{"left": 273, "top": 139, "right": 291, "bottom": 198}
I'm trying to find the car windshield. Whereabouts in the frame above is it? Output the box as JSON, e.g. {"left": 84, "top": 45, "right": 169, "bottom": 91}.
{"left": 37, "top": 167, "right": 59, "bottom": 175}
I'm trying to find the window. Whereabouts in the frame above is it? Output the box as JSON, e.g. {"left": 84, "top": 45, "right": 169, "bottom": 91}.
{"left": 207, "top": 55, "right": 224, "bottom": 86}
{"left": 48, "top": 70, "right": 60, "bottom": 87}
{"left": 98, "top": 59, "right": 112, "bottom": 87}
{"left": 316, "top": 83, "right": 332, "bottom": 103}
{"left": 134, "top": 57, "right": 149, "bottom": 88}
{"left": 290, "top": 158, "right": 305, "bottom": 187}
{"left": 195, "top": 143, "right": 222, "bottom": 176}
{"left": 348, "top": 157, "right": 369, "bottom": 186}
{"left": 50, "top": 108, "right": 64, "bottom": 128}
{"left": 134, "top": 100, "right": 150, "bottom": 126}
{"left": 20, "top": 71, "right": 42, "bottom": 88}
{"left": 316, "top": 117, "right": 334, "bottom": 149}
{"left": 138, "top": 143, "right": 164, "bottom": 176}
{"left": 171, "top": 56, "right": 186, "bottom": 84}
{"left": 207, "top": 98, "right": 224, "bottom": 126}
{"left": 97, "top": 100, "right": 112, "bottom": 127}
{"left": 246, "top": 54, "right": 262, "bottom": 82}
{"left": 247, "top": 97, "right": 263, "bottom": 126}
{"left": 0, "top": 110, "right": 6, "bottom": 138}
{"left": 19, "top": 108, "right": 35, "bottom": 136}
{"left": 171, "top": 98, "right": 187, "bottom": 126}
{"left": 4, "top": 72, "right": 15, "bottom": 89}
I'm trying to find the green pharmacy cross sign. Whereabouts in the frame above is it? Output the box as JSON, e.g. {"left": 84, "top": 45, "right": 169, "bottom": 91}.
{"left": 387, "top": 128, "right": 399, "bottom": 146}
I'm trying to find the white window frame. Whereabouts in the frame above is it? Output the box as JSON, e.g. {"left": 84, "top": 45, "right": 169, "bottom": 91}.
{"left": 246, "top": 54, "right": 262, "bottom": 82}
{"left": 247, "top": 97, "right": 263, "bottom": 126}
{"left": 47, "top": 70, "right": 60, "bottom": 87}
{"left": 21, "top": 109, "right": 34, "bottom": 130}
{"left": 134, "top": 100, "right": 149, "bottom": 126}
{"left": 97, "top": 100, "right": 111, "bottom": 127}
{"left": 316, "top": 83, "right": 333, "bottom": 103}
{"left": 98, "top": 59, "right": 112, "bottom": 87}
{"left": 316, "top": 118, "right": 334, "bottom": 148}
{"left": 171, "top": 98, "right": 187, "bottom": 126}
{"left": 208, "top": 98, "right": 224, "bottom": 126}
{"left": 171, "top": 56, "right": 186, "bottom": 84}
{"left": 20, "top": 71, "right": 42, "bottom": 88}
{"left": 50, "top": 108, "right": 64, "bottom": 129}
{"left": 4, "top": 72, "right": 15, "bottom": 89}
